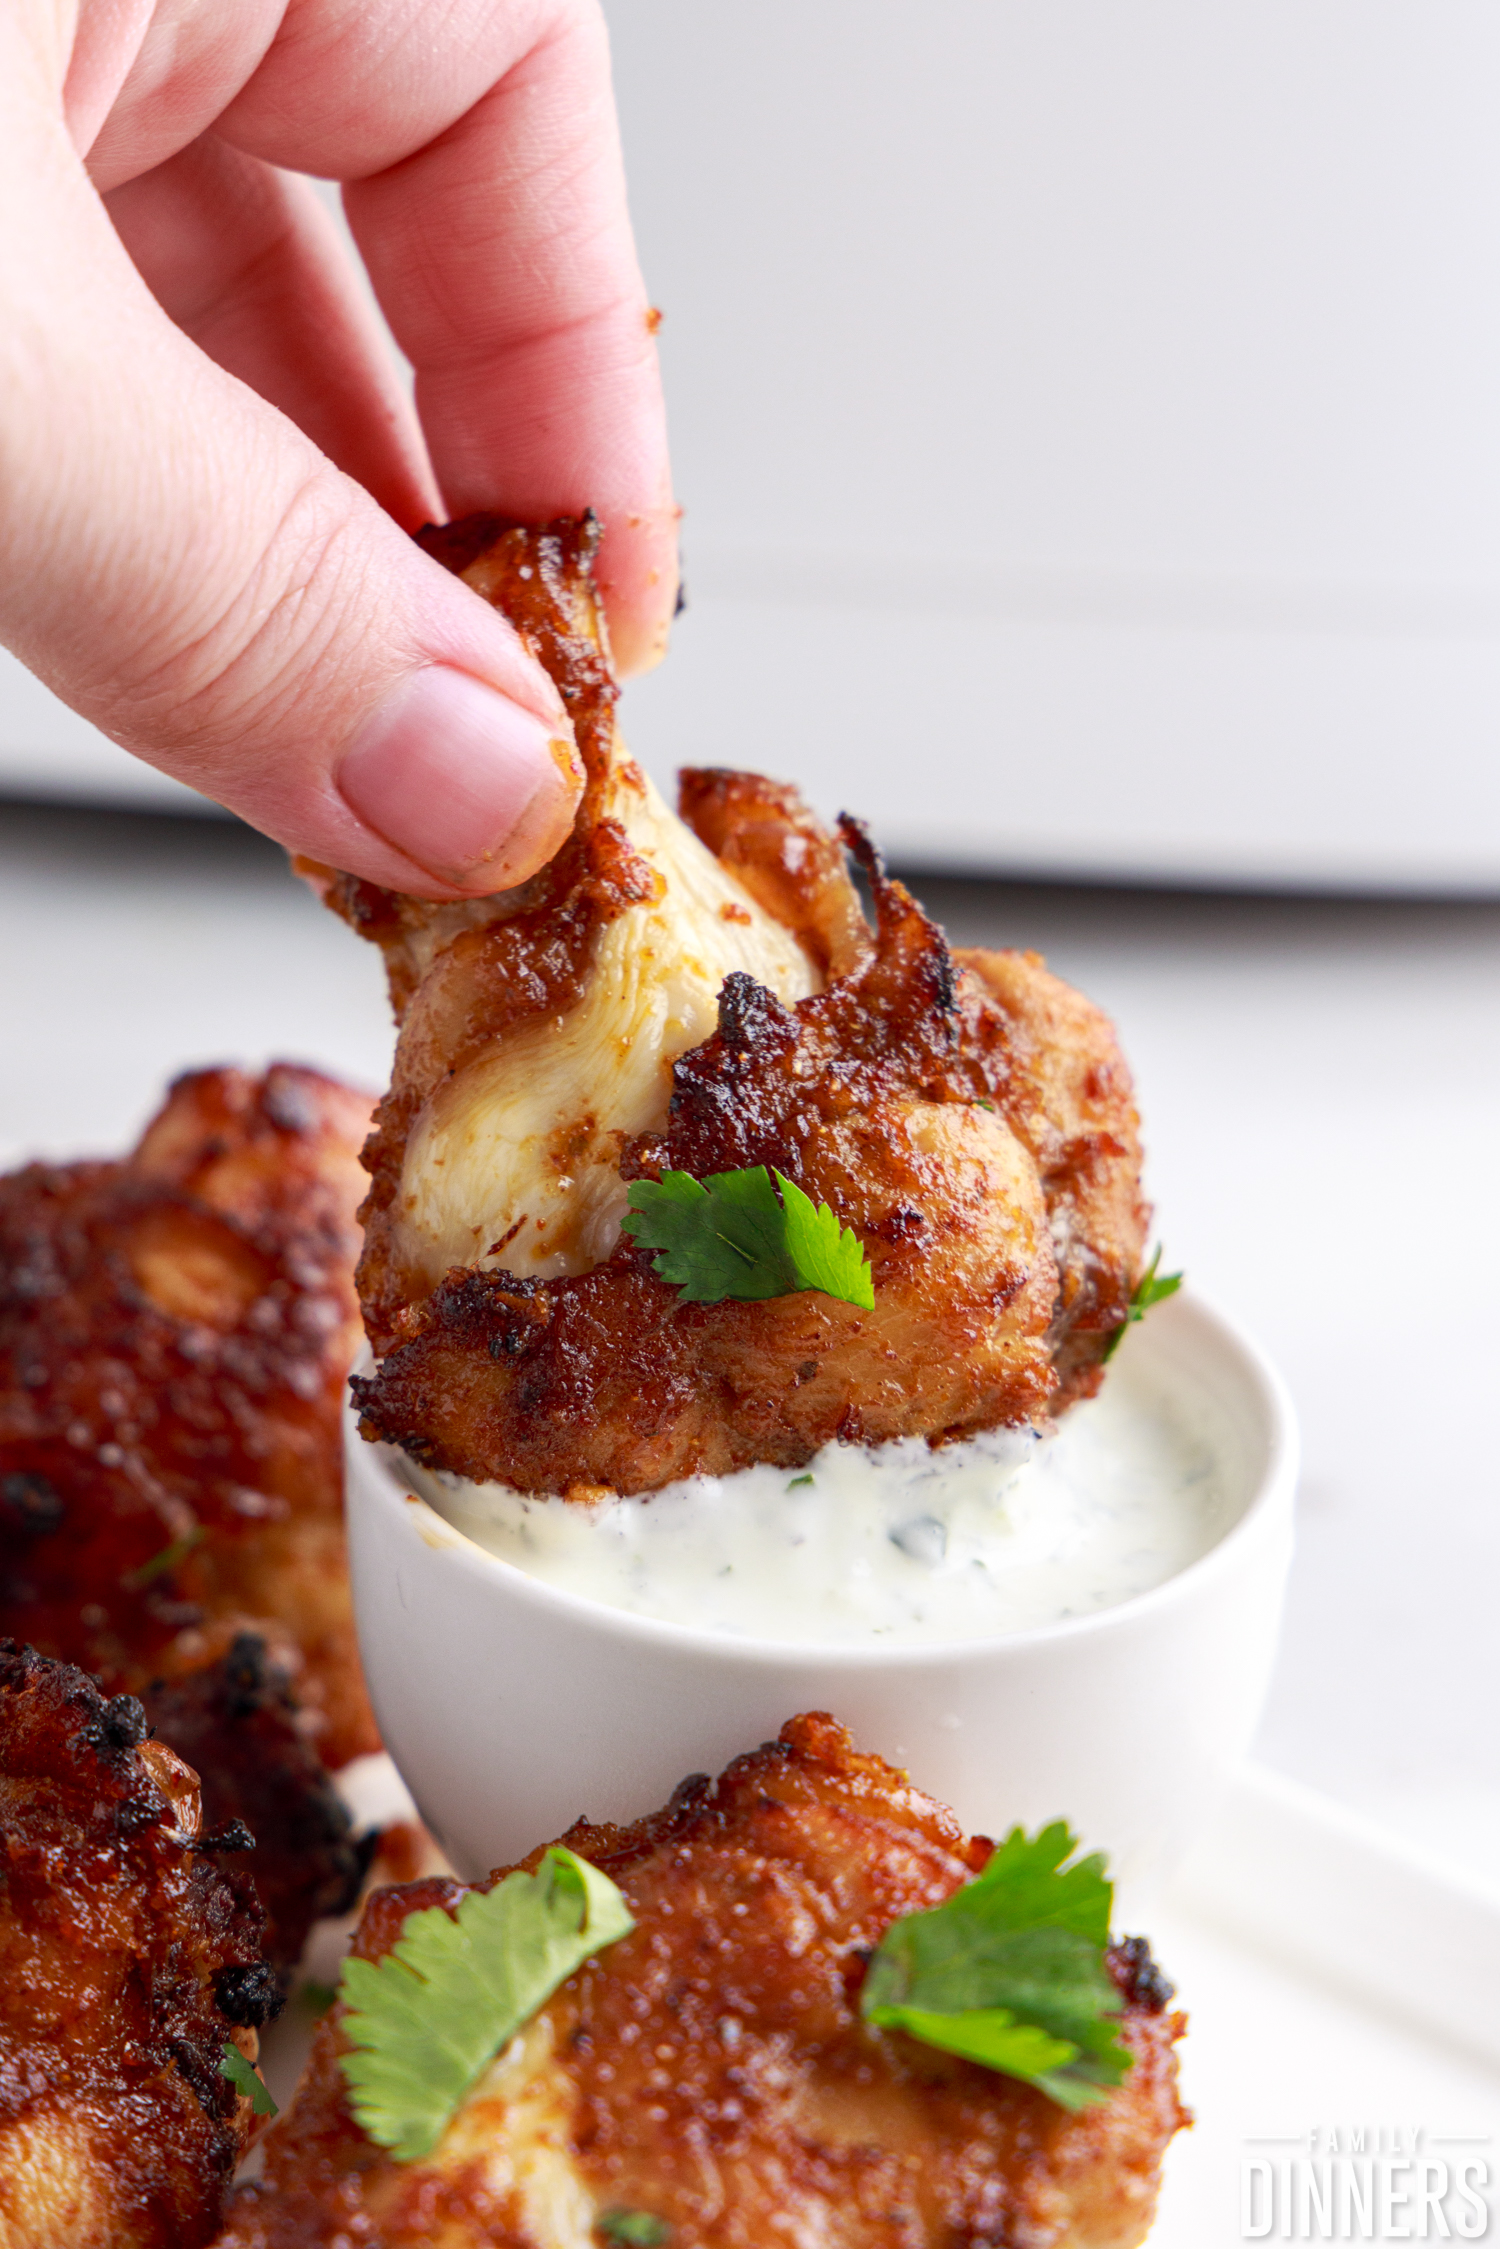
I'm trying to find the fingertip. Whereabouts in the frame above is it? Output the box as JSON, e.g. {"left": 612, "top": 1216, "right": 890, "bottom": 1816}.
{"left": 596, "top": 503, "right": 682, "bottom": 678}
{"left": 335, "top": 663, "right": 583, "bottom": 894}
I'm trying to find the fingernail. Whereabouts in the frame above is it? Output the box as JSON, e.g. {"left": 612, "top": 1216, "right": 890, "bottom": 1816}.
{"left": 338, "top": 666, "right": 579, "bottom": 889}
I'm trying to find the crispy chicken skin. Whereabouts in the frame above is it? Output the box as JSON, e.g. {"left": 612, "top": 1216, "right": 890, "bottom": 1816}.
{"left": 219, "top": 1713, "right": 1186, "bottom": 2249}
{"left": 142, "top": 1635, "right": 374, "bottom": 1985}
{"left": 326, "top": 515, "right": 1148, "bottom": 1493}
{"left": 308, "top": 516, "right": 819, "bottom": 1340}
{"left": 0, "top": 1642, "right": 277, "bottom": 2249}
{"left": 0, "top": 1063, "right": 377, "bottom": 1770}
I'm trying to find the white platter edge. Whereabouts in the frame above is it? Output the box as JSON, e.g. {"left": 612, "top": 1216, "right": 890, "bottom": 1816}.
{"left": 1147, "top": 1762, "right": 1500, "bottom": 2244}
{"left": 1165, "top": 1760, "right": 1500, "bottom": 2074}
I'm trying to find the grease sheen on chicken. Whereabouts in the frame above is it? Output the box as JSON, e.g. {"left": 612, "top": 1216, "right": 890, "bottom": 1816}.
{"left": 0, "top": 1643, "right": 277, "bottom": 2249}
{"left": 0, "top": 1064, "right": 376, "bottom": 1766}
{"left": 220, "top": 1713, "right": 1187, "bottom": 2249}
{"left": 0, "top": 1067, "right": 380, "bottom": 1972}
{"left": 318, "top": 517, "right": 1148, "bottom": 1494}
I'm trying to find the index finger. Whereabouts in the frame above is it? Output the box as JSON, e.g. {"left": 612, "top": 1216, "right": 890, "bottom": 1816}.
{"left": 223, "top": 0, "right": 677, "bottom": 675}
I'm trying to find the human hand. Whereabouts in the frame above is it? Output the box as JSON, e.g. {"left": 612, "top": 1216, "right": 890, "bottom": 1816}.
{"left": 0, "top": 0, "right": 676, "bottom": 897}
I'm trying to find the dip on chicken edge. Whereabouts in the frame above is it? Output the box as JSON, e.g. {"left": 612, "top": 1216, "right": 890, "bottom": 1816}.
{"left": 404, "top": 1322, "right": 1238, "bottom": 1647}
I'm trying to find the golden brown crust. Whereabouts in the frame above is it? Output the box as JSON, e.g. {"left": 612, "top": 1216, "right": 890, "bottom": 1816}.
{"left": 325, "top": 512, "right": 1149, "bottom": 1491}
{"left": 306, "top": 514, "right": 658, "bottom": 1355}
{"left": 303, "top": 513, "right": 622, "bottom": 1029}
{"left": 141, "top": 1636, "right": 373, "bottom": 1985}
{"left": 956, "top": 947, "right": 1150, "bottom": 1413}
{"left": 0, "top": 1642, "right": 275, "bottom": 2249}
{"left": 352, "top": 832, "right": 1066, "bottom": 1488}
{"left": 219, "top": 1713, "right": 1187, "bottom": 2249}
{"left": 0, "top": 1064, "right": 378, "bottom": 1770}
{"left": 677, "top": 764, "right": 874, "bottom": 978}
{"left": 351, "top": 827, "right": 1148, "bottom": 1491}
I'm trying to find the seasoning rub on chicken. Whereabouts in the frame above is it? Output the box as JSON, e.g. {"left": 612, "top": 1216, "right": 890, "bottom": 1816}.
{"left": 314, "top": 515, "right": 1149, "bottom": 1496}
{"left": 0, "top": 1065, "right": 381, "bottom": 1971}
{"left": 0, "top": 1063, "right": 377, "bottom": 1766}
{"left": 220, "top": 1713, "right": 1187, "bottom": 2249}
{"left": 0, "top": 1643, "right": 279, "bottom": 2249}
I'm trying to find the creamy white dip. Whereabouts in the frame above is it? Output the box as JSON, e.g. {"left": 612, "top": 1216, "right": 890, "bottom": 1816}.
{"left": 409, "top": 1342, "right": 1238, "bottom": 1645}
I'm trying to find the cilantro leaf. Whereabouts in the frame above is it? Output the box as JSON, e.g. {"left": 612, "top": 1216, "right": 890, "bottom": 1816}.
{"left": 122, "top": 1521, "right": 204, "bottom": 1591}
{"left": 598, "top": 2214, "right": 671, "bottom": 2245}
{"left": 1101, "top": 1246, "right": 1183, "bottom": 1363}
{"left": 860, "top": 1821, "right": 1130, "bottom": 2111}
{"left": 622, "top": 1166, "right": 874, "bottom": 1310}
{"left": 219, "top": 2042, "right": 277, "bottom": 2117}
{"left": 338, "top": 1846, "right": 634, "bottom": 2161}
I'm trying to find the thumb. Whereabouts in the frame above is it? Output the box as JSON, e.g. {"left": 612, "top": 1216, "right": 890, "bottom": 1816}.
{"left": 0, "top": 92, "right": 581, "bottom": 898}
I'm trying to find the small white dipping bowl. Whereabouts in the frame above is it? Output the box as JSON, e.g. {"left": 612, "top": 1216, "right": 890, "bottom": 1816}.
{"left": 346, "top": 1289, "right": 1295, "bottom": 1902}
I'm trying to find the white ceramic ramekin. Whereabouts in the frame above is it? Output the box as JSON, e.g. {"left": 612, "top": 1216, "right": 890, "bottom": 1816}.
{"left": 345, "top": 1290, "right": 1296, "bottom": 1904}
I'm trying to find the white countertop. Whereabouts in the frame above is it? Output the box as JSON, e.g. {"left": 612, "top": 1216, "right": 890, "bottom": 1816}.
{"left": 2, "top": 791, "right": 1496, "bottom": 1896}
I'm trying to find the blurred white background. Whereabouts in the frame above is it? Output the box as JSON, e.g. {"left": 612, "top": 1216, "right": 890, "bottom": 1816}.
{"left": 9, "top": 0, "right": 1500, "bottom": 888}
{"left": 613, "top": 0, "right": 1500, "bottom": 887}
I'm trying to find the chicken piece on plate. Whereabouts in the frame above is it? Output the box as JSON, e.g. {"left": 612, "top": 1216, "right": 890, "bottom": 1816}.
{"left": 315, "top": 515, "right": 1148, "bottom": 1494}
{"left": 0, "top": 1641, "right": 278, "bottom": 2249}
{"left": 0, "top": 1067, "right": 382, "bottom": 1972}
{"left": 218, "top": 1712, "right": 1187, "bottom": 2249}
{"left": 0, "top": 1063, "right": 377, "bottom": 1769}
{"left": 142, "top": 1634, "right": 375, "bottom": 1985}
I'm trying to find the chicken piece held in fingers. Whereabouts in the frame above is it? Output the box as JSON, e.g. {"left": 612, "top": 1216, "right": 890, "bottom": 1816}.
{"left": 314, "top": 515, "right": 1148, "bottom": 1495}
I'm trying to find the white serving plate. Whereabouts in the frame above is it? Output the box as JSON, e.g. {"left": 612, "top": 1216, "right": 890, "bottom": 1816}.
{"left": 1149, "top": 1765, "right": 1500, "bottom": 2244}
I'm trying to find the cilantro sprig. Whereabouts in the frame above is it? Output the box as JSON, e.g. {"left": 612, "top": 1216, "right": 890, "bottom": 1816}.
{"left": 1101, "top": 1246, "right": 1183, "bottom": 1364}
{"left": 219, "top": 2041, "right": 277, "bottom": 2117}
{"left": 598, "top": 2215, "right": 671, "bottom": 2246}
{"left": 622, "top": 1166, "right": 874, "bottom": 1310}
{"left": 338, "top": 1847, "right": 634, "bottom": 2161}
{"left": 860, "top": 1822, "right": 1130, "bottom": 2110}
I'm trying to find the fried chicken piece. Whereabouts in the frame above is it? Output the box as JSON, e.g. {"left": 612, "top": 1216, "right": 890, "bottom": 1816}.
{"left": 219, "top": 1713, "right": 1187, "bottom": 2249}
{"left": 142, "top": 1635, "right": 374, "bottom": 1986}
{"left": 954, "top": 944, "right": 1151, "bottom": 1408}
{"left": 308, "top": 515, "right": 819, "bottom": 1329}
{"left": 0, "top": 1063, "right": 378, "bottom": 1770}
{"left": 0, "top": 1642, "right": 278, "bottom": 2249}
{"left": 328, "top": 513, "right": 1147, "bottom": 1493}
